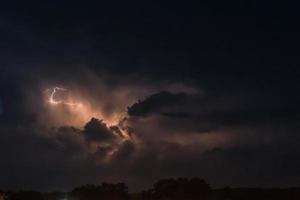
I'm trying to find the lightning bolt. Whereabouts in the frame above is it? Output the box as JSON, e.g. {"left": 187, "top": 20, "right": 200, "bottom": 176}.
{"left": 47, "top": 87, "right": 82, "bottom": 107}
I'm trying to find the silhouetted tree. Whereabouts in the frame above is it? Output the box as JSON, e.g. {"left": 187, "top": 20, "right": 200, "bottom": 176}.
{"left": 188, "top": 178, "right": 211, "bottom": 199}
{"left": 140, "top": 189, "right": 154, "bottom": 200}
{"left": 69, "top": 185, "right": 100, "bottom": 200}
{"left": 153, "top": 178, "right": 211, "bottom": 200}
{"left": 218, "top": 187, "right": 234, "bottom": 200}
{"left": 43, "top": 192, "right": 67, "bottom": 200}
{"left": 10, "top": 191, "right": 44, "bottom": 200}
{"left": 69, "top": 183, "right": 128, "bottom": 200}
{"left": 101, "top": 182, "right": 128, "bottom": 200}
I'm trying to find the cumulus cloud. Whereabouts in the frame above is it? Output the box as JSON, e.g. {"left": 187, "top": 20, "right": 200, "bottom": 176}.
{"left": 1, "top": 1, "right": 300, "bottom": 192}
{"left": 128, "top": 91, "right": 188, "bottom": 117}
{"left": 0, "top": 115, "right": 137, "bottom": 191}
{"left": 127, "top": 90, "right": 300, "bottom": 133}
{"left": 83, "top": 118, "right": 116, "bottom": 142}
{"left": 117, "top": 90, "right": 300, "bottom": 189}
{"left": 0, "top": 66, "right": 299, "bottom": 192}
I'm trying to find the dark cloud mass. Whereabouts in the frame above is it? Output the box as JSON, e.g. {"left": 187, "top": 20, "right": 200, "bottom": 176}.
{"left": 83, "top": 118, "right": 116, "bottom": 142}
{"left": 128, "top": 91, "right": 188, "bottom": 117}
{"left": 0, "top": 0, "right": 300, "bottom": 192}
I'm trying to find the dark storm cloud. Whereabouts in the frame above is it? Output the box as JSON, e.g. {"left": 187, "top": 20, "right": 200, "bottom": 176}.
{"left": 111, "top": 141, "right": 135, "bottom": 163}
{"left": 128, "top": 90, "right": 300, "bottom": 129}
{"left": 119, "top": 120, "right": 300, "bottom": 189}
{"left": 83, "top": 118, "right": 116, "bottom": 142}
{"left": 120, "top": 89, "right": 300, "bottom": 190}
{"left": 0, "top": 0, "right": 300, "bottom": 192}
{"left": 199, "top": 140, "right": 300, "bottom": 188}
{"left": 0, "top": 118, "right": 134, "bottom": 191}
{"left": 0, "top": 124, "right": 88, "bottom": 190}
{"left": 128, "top": 91, "right": 188, "bottom": 117}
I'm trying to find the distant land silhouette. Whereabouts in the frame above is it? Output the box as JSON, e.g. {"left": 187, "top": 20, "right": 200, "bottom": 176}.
{"left": 1, "top": 178, "right": 299, "bottom": 200}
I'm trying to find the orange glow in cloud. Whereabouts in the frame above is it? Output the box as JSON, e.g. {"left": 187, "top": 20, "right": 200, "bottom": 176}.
{"left": 44, "top": 87, "right": 125, "bottom": 127}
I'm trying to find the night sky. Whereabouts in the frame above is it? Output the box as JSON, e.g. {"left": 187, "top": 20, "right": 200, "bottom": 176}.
{"left": 0, "top": 0, "right": 300, "bottom": 192}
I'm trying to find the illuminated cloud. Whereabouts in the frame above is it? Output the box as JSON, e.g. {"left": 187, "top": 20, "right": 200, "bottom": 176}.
{"left": 0, "top": 0, "right": 299, "bottom": 193}
{"left": 42, "top": 86, "right": 126, "bottom": 127}
{"left": 46, "top": 87, "right": 82, "bottom": 107}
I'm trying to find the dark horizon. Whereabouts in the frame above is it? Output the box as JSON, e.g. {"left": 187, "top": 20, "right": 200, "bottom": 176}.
{"left": 1, "top": 178, "right": 300, "bottom": 193}
{"left": 0, "top": 0, "right": 300, "bottom": 193}
{"left": 1, "top": 177, "right": 300, "bottom": 200}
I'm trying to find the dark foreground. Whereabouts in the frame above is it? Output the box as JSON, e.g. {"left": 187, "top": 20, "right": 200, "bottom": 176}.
{"left": 1, "top": 178, "right": 299, "bottom": 200}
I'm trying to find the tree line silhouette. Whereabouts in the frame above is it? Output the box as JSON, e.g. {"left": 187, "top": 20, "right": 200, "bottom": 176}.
{"left": 0, "top": 178, "right": 299, "bottom": 200}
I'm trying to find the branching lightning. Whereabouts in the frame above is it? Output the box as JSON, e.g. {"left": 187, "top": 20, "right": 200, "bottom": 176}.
{"left": 44, "top": 86, "right": 133, "bottom": 157}
{"left": 47, "top": 87, "right": 82, "bottom": 107}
